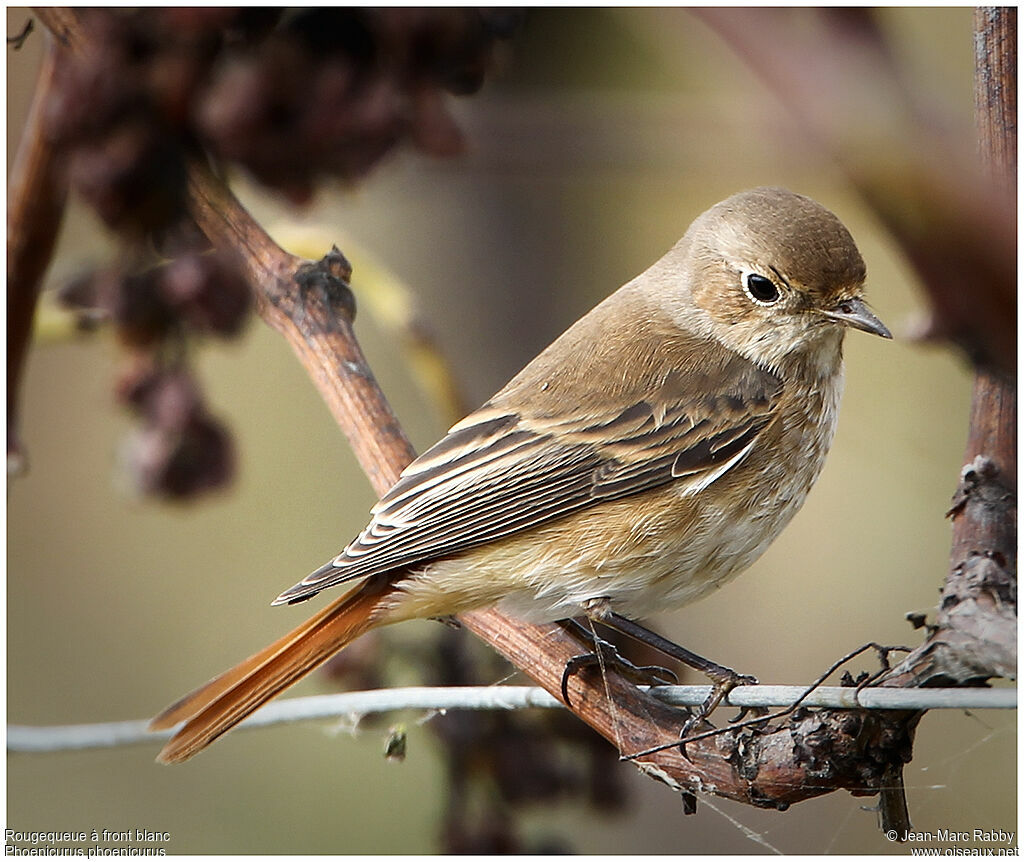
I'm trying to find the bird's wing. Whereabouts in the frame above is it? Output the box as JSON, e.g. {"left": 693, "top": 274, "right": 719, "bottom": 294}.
{"left": 274, "top": 362, "right": 782, "bottom": 605}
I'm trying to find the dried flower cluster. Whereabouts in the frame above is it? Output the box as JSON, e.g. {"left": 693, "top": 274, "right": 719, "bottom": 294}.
{"left": 44, "top": 7, "right": 520, "bottom": 499}
{"left": 58, "top": 252, "right": 249, "bottom": 498}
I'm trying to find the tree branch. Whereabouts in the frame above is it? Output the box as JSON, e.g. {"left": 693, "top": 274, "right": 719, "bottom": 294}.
{"left": 7, "top": 34, "right": 67, "bottom": 471}
{"left": 883, "top": 6, "right": 1017, "bottom": 690}
{"left": 9, "top": 685, "right": 1014, "bottom": 754}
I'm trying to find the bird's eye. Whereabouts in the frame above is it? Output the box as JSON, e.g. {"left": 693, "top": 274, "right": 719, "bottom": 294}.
{"left": 743, "top": 272, "right": 781, "bottom": 305}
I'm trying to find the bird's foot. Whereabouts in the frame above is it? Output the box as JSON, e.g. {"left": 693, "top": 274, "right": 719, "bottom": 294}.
{"left": 677, "top": 666, "right": 758, "bottom": 756}
{"left": 558, "top": 621, "right": 677, "bottom": 706}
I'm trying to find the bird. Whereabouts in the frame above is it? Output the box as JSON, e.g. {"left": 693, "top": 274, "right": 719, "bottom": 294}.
{"left": 151, "top": 186, "right": 891, "bottom": 763}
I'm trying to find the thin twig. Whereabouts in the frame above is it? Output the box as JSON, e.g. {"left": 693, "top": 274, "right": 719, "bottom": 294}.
{"left": 7, "top": 17, "right": 34, "bottom": 49}
{"left": 7, "top": 34, "right": 67, "bottom": 471}
{"left": 8, "top": 685, "right": 1014, "bottom": 754}
{"left": 626, "top": 643, "right": 909, "bottom": 760}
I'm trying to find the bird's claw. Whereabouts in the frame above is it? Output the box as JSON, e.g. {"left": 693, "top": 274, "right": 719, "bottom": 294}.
{"left": 678, "top": 668, "right": 758, "bottom": 758}
{"left": 560, "top": 638, "right": 677, "bottom": 705}
{"left": 700, "top": 668, "right": 757, "bottom": 715}
{"left": 729, "top": 704, "right": 770, "bottom": 724}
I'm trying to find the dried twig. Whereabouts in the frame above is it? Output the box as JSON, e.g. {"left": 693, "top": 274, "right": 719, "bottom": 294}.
{"left": 882, "top": 6, "right": 1017, "bottom": 692}
{"left": 9, "top": 685, "right": 1014, "bottom": 754}
{"left": 7, "top": 33, "right": 67, "bottom": 471}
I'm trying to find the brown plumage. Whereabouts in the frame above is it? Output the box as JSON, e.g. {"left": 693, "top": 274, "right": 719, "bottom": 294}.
{"left": 152, "top": 187, "right": 890, "bottom": 763}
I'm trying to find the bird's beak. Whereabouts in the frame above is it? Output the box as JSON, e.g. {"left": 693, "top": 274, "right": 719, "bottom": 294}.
{"left": 823, "top": 297, "right": 892, "bottom": 339}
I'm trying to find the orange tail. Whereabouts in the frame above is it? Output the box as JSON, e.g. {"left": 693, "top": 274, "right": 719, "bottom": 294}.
{"left": 151, "top": 579, "right": 394, "bottom": 764}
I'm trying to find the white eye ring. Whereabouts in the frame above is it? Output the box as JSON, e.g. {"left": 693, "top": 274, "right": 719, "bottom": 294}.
{"left": 741, "top": 269, "right": 782, "bottom": 306}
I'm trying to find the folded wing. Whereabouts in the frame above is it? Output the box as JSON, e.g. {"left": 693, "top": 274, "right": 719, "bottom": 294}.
{"left": 274, "top": 358, "right": 782, "bottom": 605}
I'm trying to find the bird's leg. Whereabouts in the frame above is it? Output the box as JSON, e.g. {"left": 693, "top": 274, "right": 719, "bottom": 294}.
{"left": 596, "top": 611, "right": 757, "bottom": 730}
{"left": 557, "top": 618, "right": 677, "bottom": 705}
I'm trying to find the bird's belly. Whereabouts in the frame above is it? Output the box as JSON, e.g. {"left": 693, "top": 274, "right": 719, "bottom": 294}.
{"left": 387, "top": 452, "right": 821, "bottom": 624}
{"left": 500, "top": 487, "right": 808, "bottom": 621}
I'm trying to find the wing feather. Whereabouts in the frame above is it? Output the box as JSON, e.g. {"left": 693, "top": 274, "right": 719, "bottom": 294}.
{"left": 274, "top": 356, "right": 783, "bottom": 606}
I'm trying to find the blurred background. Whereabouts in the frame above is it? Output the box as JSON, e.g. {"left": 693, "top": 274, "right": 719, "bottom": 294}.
{"left": 7, "top": 7, "right": 1014, "bottom": 854}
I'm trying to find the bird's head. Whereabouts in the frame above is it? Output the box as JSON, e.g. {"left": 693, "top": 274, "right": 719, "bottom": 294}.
{"left": 660, "top": 187, "right": 890, "bottom": 374}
